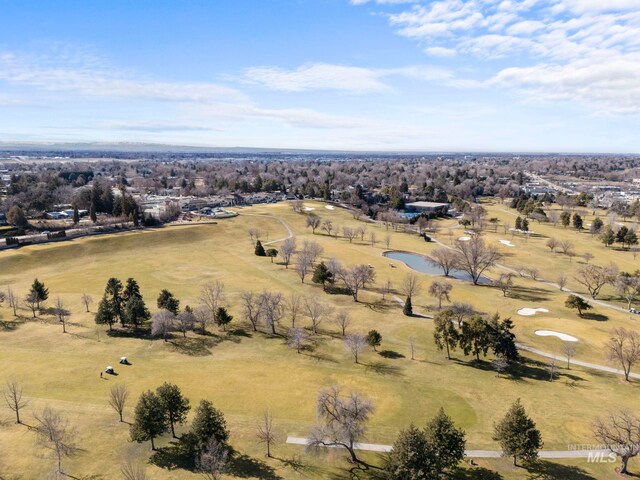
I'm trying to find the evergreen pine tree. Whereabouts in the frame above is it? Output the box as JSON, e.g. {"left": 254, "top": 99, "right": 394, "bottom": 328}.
{"left": 493, "top": 399, "right": 543, "bottom": 466}
{"left": 403, "top": 296, "right": 413, "bottom": 316}
{"left": 214, "top": 306, "right": 233, "bottom": 331}
{"left": 156, "top": 383, "right": 190, "bottom": 439}
{"left": 425, "top": 408, "right": 466, "bottom": 475}
{"left": 255, "top": 240, "right": 266, "bottom": 256}
{"left": 130, "top": 390, "right": 168, "bottom": 451}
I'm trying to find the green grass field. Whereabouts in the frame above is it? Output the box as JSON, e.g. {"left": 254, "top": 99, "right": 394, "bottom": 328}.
{"left": 0, "top": 200, "right": 637, "bottom": 479}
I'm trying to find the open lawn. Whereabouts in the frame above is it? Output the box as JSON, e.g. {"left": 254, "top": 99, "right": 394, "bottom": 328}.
{"left": 0, "top": 200, "right": 638, "bottom": 479}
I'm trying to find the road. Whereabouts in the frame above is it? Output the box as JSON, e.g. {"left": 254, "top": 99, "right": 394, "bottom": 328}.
{"left": 286, "top": 437, "right": 610, "bottom": 458}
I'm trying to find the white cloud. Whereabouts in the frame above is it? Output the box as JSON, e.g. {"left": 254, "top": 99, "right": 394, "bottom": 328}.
{"left": 350, "top": 0, "right": 415, "bottom": 4}
{"left": 104, "top": 122, "right": 218, "bottom": 132}
{"left": 0, "top": 52, "right": 246, "bottom": 103}
{"left": 243, "top": 63, "right": 391, "bottom": 93}
{"left": 363, "top": 0, "right": 640, "bottom": 114}
{"left": 243, "top": 62, "right": 463, "bottom": 93}
{"left": 491, "top": 54, "right": 640, "bottom": 114}
{"left": 424, "top": 46, "right": 457, "bottom": 56}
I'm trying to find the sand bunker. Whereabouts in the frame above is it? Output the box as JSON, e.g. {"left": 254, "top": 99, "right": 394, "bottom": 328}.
{"left": 303, "top": 207, "right": 315, "bottom": 211}
{"left": 325, "top": 205, "right": 335, "bottom": 210}
{"left": 499, "top": 239, "right": 515, "bottom": 247}
{"left": 517, "top": 307, "right": 549, "bottom": 316}
{"left": 535, "top": 330, "right": 578, "bottom": 342}
{"left": 458, "top": 236, "right": 471, "bottom": 241}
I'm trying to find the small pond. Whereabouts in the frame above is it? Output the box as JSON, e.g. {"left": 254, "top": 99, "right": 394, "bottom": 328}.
{"left": 383, "top": 251, "right": 491, "bottom": 284}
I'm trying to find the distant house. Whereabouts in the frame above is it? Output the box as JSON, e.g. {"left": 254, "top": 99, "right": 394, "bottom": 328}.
{"left": 405, "top": 201, "right": 450, "bottom": 216}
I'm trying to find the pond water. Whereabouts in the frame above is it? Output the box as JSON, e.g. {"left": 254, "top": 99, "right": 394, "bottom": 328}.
{"left": 383, "top": 251, "right": 490, "bottom": 283}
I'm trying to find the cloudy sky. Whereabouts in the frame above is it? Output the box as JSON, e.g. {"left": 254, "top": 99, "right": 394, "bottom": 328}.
{"left": 1, "top": 0, "right": 639, "bottom": 152}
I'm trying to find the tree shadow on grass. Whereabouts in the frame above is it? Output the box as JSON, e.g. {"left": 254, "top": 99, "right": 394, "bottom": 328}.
{"left": 378, "top": 350, "right": 405, "bottom": 359}
{"left": 508, "top": 286, "right": 551, "bottom": 303}
{"left": 274, "top": 454, "right": 323, "bottom": 475}
{"left": 168, "top": 336, "right": 221, "bottom": 357}
{"left": 457, "top": 358, "right": 585, "bottom": 384}
{"left": 106, "top": 328, "right": 152, "bottom": 339}
{"left": 66, "top": 474, "right": 106, "bottom": 480}
{"left": 149, "top": 439, "right": 195, "bottom": 471}
{"left": 0, "top": 319, "right": 22, "bottom": 331}
{"left": 362, "top": 361, "right": 404, "bottom": 377}
{"left": 524, "top": 460, "right": 597, "bottom": 480}
{"left": 329, "top": 458, "right": 385, "bottom": 480}
{"left": 227, "top": 453, "right": 282, "bottom": 479}
{"left": 325, "top": 285, "right": 353, "bottom": 296}
{"left": 363, "top": 301, "right": 395, "bottom": 314}
{"left": 451, "top": 466, "right": 504, "bottom": 479}
{"left": 228, "top": 327, "right": 252, "bottom": 338}
{"left": 580, "top": 312, "right": 609, "bottom": 322}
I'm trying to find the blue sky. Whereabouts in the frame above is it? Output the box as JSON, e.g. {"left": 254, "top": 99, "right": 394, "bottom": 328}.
{"left": 0, "top": 0, "right": 639, "bottom": 152}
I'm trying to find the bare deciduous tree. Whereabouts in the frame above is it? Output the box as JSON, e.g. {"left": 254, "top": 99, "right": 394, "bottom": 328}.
{"left": 557, "top": 275, "right": 568, "bottom": 291}
{"left": 3, "top": 380, "right": 28, "bottom": 424}
{"left": 575, "top": 263, "right": 618, "bottom": 299}
{"left": 200, "top": 281, "right": 225, "bottom": 330}
{"left": 196, "top": 437, "right": 228, "bottom": 480}
{"left": 306, "top": 214, "right": 321, "bottom": 234}
{"left": 302, "top": 240, "right": 323, "bottom": 265}
{"left": 546, "top": 238, "right": 557, "bottom": 252}
{"left": 400, "top": 273, "right": 421, "bottom": 298}
{"left": 380, "top": 279, "right": 392, "bottom": 301}
{"left": 562, "top": 343, "right": 577, "bottom": 369}
{"left": 594, "top": 411, "right": 640, "bottom": 475}
{"left": 151, "top": 309, "right": 174, "bottom": 342}
{"left": 248, "top": 227, "right": 261, "bottom": 242}
{"left": 240, "top": 291, "right": 261, "bottom": 332}
{"left": 368, "top": 231, "right": 377, "bottom": 247}
{"left": 305, "top": 296, "right": 332, "bottom": 334}
{"left": 616, "top": 274, "right": 640, "bottom": 310}
{"left": 34, "top": 406, "right": 79, "bottom": 477}
{"left": 384, "top": 234, "right": 391, "bottom": 249}
{"left": 108, "top": 384, "right": 130, "bottom": 422}
{"left": 260, "top": 291, "right": 285, "bottom": 335}
{"left": 307, "top": 386, "right": 374, "bottom": 464}
{"left": 295, "top": 251, "right": 313, "bottom": 283}
{"left": 357, "top": 225, "right": 367, "bottom": 241}
{"left": 176, "top": 308, "right": 195, "bottom": 337}
{"left": 454, "top": 235, "right": 501, "bottom": 285}
{"left": 428, "top": 281, "right": 453, "bottom": 310}
{"left": 193, "top": 306, "right": 211, "bottom": 335}
{"left": 256, "top": 411, "right": 276, "bottom": 458}
{"left": 409, "top": 338, "right": 416, "bottom": 360}
{"left": 495, "top": 273, "right": 515, "bottom": 297}
{"left": 450, "top": 302, "right": 475, "bottom": 328}
{"left": 547, "top": 358, "right": 557, "bottom": 382}
{"left": 6, "top": 286, "right": 18, "bottom": 316}
{"left": 326, "top": 257, "right": 342, "bottom": 278}
{"left": 340, "top": 265, "right": 376, "bottom": 302}
{"left": 53, "top": 297, "right": 70, "bottom": 333}
{"left": 287, "top": 327, "right": 310, "bottom": 353}
{"left": 429, "top": 248, "right": 458, "bottom": 277}
{"left": 342, "top": 226, "right": 357, "bottom": 243}
{"left": 288, "top": 291, "right": 302, "bottom": 328}
{"left": 81, "top": 293, "right": 93, "bottom": 313}
{"left": 25, "top": 291, "right": 39, "bottom": 318}
{"left": 344, "top": 334, "right": 367, "bottom": 363}
{"left": 334, "top": 310, "right": 351, "bottom": 337}
{"left": 606, "top": 328, "right": 640, "bottom": 382}
{"left": 321, "top": 219, "right": 334, "bottom": 237}
{"left": 558, "top": 240, "right": 575, "bottom": 259}
{"left": 279, "top": 238, "right": 297, "bottom": 268}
